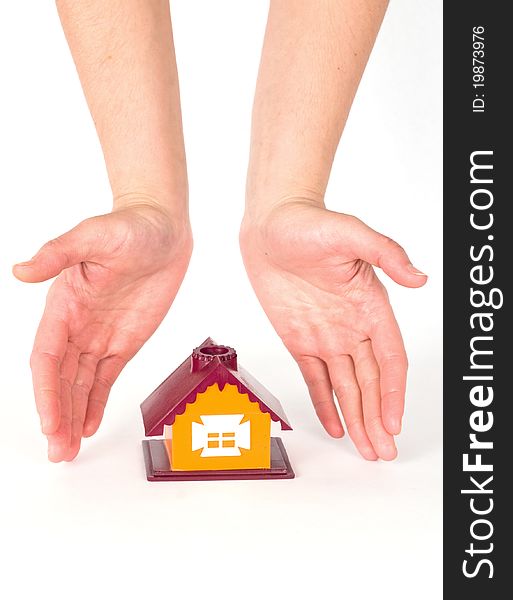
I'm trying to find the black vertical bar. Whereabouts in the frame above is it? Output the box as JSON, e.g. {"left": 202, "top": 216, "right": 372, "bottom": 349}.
{"left": 444, "top": 3, "right": 510, "bottom": 596}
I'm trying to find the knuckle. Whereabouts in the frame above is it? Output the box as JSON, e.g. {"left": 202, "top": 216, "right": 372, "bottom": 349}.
{"left": 30, "top": 349, "right": 60, "bottom": 369}
{"left": 360, "top": 375, "right": 380, "bottom": 391}
{"left": 345, "top": 418, "right": 364, "bottom": 435}
{"left": 363, "top": 414, "right": 383, "bottom": 430}
{"left": 382, "top": 389, "right": 401, "bottom": 401}
{"left": 37, "top": 386, "right": 58, "bottom": 396}
{"left": 333, "top": 381, "right": 359, "bottom": 400}
{"left": 312, "top": 398, "right": 334, "bottom": 410}
{"left": 381, "top": 353, "right": 408, "bottom": 369}
{"left": 43, "top": 238, "right": 62, "bottom": 252}
{"left": 59, "top": 374, "right": 73, "bottom": 388}
{"left": 378, "top": 236, "right": 408, "bottom": 264}
{"left": 94, "top": 373, "right": 115, "bottom": 389}
{"left": 303, "top": 374, "right": 323, "bottom": 388}
{"left": 72, "top": 380, "right": 91, "bottom": 395}
{"left": 382, "top": 235, "right": 403, "bottom": 253}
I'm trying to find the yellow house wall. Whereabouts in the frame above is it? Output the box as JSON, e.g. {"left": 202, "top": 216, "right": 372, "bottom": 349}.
{"left": 170, "top": 383, "right": 271, "bottom": 471}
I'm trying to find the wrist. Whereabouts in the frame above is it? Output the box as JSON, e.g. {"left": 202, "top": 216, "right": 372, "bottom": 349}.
{"left": 240, "top": 195, "right": 327, "bottom": 258}
{"left": 112, "top": 191, "right": 189, "bottom": 225}
{"left": 112, "top": 192, "right": 193, "bottom": 260}
{"left": 242, "top": 192, "right": 325, "bottom": 231}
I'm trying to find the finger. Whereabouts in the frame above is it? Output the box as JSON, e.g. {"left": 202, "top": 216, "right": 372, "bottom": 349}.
{"left": 46, "top": 345, "right": 79, "bottom": 462}
{"left": 12, "top": 217, "right": 104, "bottom": 283}
{"left": 30, "top": 311, "right": 68, "bottom": 434}
{"left": 342, "top": 216, "right": 428, "bottom": 288}
{"left": 371, "top": 311, "right": 408, "bottom": 435}
{"left": 63, "top": 353, "right": 99, "bottom": 461}
{"left": 353, "top": 340, "right": 397, "bottom": 461}
{"left": 297, "top": 356, "right": 344, "bottom": 438}
{"left": 83, "top": 356, "right": 126, "bottom": 437}
{"left": 327, "top": 355, "right": 378, "bottom": 461}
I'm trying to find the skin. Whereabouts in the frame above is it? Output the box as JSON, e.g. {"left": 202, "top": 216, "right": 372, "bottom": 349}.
{"left": 13, "top": 0, "right": 192, "bottom": 462}
{"left": 14, "top": 0, "right": 426, "bottom": 462}
{"left": 240, "top": 203, "right": 426, "bottom": 461}
{"left": 240, "top": 0, "right": 427, "bottom": 460}
{"left": 15, "top": 204, "right": 191, "bottom": 461}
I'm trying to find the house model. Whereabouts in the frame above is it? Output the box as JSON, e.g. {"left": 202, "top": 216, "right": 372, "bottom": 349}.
{"left": 140, "top": 338, "right": 295, "bottom": 481}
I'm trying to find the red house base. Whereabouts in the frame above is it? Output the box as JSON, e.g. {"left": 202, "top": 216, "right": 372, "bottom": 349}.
{"left": 142, "top": 437, "right": 295, "bottom": 481}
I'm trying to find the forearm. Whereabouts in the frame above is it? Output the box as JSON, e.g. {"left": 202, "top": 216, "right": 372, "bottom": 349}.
{"left": 245, "top": 0, "right": 388, "bottom": 220}
{"left": 56, "top": 0, "right": 187, "bottom": 220}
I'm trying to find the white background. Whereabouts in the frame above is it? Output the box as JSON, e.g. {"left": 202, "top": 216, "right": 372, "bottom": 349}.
{"left": 0, "top": 1, "right": 442, "bottom": 598}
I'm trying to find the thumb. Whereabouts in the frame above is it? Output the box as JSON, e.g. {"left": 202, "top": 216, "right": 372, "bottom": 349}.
{"left": 13, "top": 218, "right": 102, "bottom": 283}
{"left": 346, "top": 216, "right": 428, "bottom": 288}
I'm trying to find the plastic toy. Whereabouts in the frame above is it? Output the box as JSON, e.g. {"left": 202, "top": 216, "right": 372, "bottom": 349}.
{"left": 140, "top": 337, "right": 295, "bottom": 481}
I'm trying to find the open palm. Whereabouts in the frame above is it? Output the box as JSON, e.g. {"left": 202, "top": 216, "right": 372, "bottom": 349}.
{"left": 240, "top": 202, "right": 427, "bottom": 460}
{"left": 14, "top": 204, "right": 192, "bottom": 461}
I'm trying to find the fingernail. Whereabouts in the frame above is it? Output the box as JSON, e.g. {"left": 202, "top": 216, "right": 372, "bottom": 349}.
{"left": 82, "top": 422, "right": 94, "bottom": 437}
{"left": 381, "top": 443, "right": 398, "bottom": 461}
{"left": 407, "top": 263, "right": 427, "bottom": 277}
{"left": 47, "top": 443, "right": 59, "bottom": 462}
{"left": 390, "top": 417, "right": 402, "bottom": 434}
{"left": 40, "top": 416, "right": 52, "bottom": 434}
{"left": 14, "top": 260, "right": 33, "bottom": 268}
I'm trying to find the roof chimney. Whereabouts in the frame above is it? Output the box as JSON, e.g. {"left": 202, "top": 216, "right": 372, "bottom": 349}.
{"left": 191, "top": 344, "right": 237, "bottom": 373}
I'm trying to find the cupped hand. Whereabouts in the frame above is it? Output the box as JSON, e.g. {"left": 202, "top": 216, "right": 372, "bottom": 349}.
{"left": 240, "top": 201, "right": 427, "bottom": 460}
{"left": 13, "top": 203, "right": 192, "bottom": 462}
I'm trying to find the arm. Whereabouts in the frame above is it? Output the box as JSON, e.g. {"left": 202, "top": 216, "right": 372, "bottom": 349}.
{"left": 13, "top": 0, "right": 191, "bottom": 462}
{"left": 241, "top": 0, "right": 427, "bottom": 460}
{"left": 55, "top": 0, "right": 188, "bottom": 215}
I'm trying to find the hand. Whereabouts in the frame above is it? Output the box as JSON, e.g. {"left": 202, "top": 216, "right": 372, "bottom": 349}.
{"left": 13, "top": 202, "right": 192, "bottom": 462}
{"left": 240, "top": 201, "right": 427, "bottom": 460}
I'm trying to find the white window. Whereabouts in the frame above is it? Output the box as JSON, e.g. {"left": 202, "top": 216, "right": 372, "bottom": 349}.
{"left": 191, "top": 414, "right": 250, "bottom": 457}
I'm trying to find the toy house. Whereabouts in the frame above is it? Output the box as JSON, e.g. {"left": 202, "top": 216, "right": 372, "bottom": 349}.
{"left": 140, "top": 338, "right": 294, "bottom": 481}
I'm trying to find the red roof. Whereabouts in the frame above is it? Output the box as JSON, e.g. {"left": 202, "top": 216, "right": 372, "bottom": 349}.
{"left": 140, "top": 338, "right": 292, "bottom": 436}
